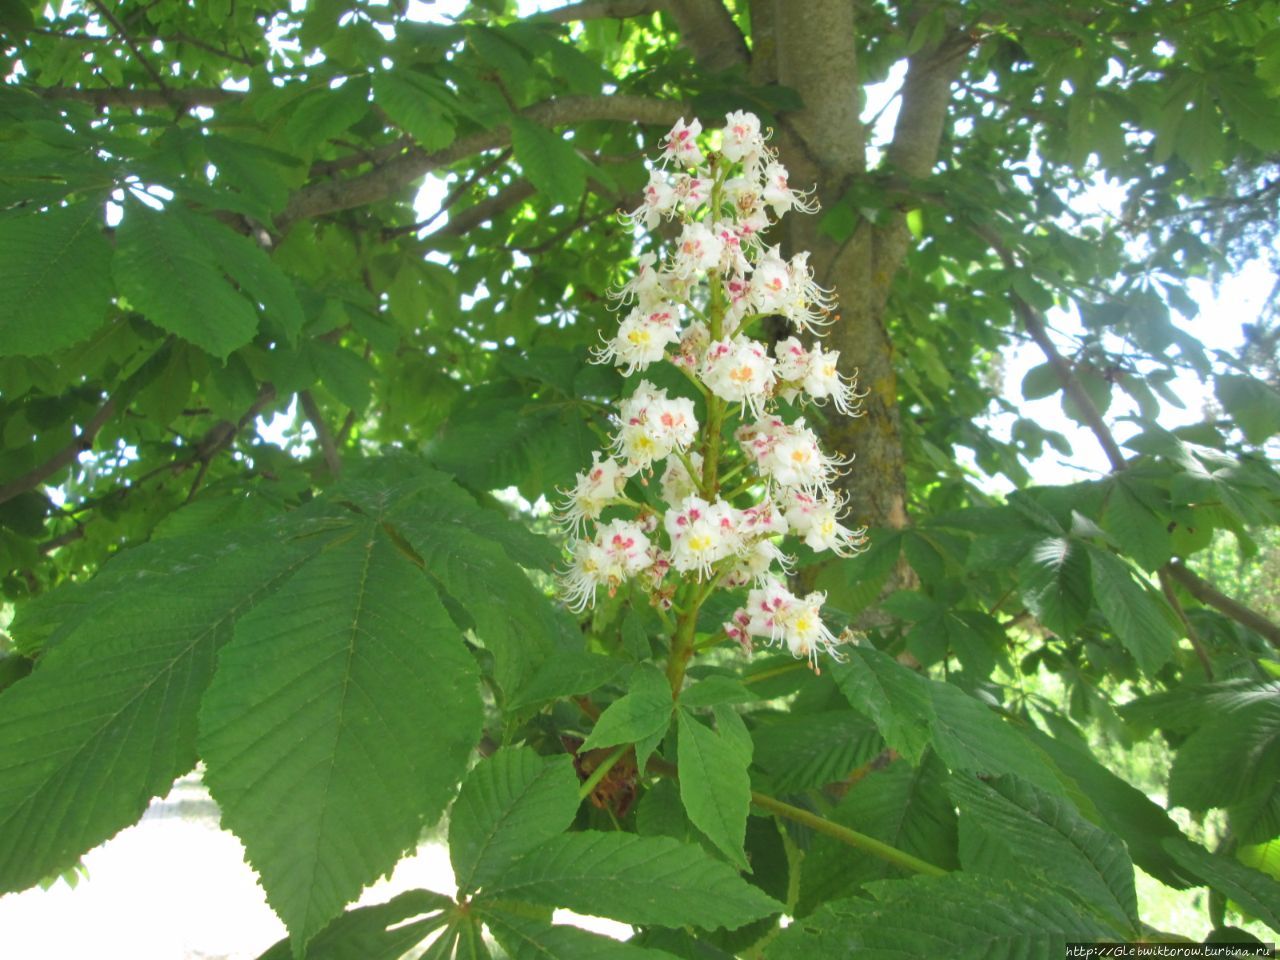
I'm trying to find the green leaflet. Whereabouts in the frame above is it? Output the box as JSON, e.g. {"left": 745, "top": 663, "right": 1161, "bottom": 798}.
{"left": 797, "top": 754, "right": 958, "bottom": 916}
{"left": 506, "top": 652, "right": 628, "bottom": 713}
{"left": 677, "top": 707, "right": 751, "bottom": 870}
{"left": 580, "top": 663, "right": 673, "bottom": 772}
{"left": 1168, "top": 689, "right": 1280, "bottom": 814}
{"left": 831, "top": 648, "right": 933, "bottom": 764}
{"left": 0, "top": 198, "right": 113, "bottom": 356}
{"left": 949, "top": 773, "right": 1140, "bottom": 932}
{"left": 510, "top": 116, "right": 586, "bottom": 208}
{"left": 0, "top": 524, "right": 329, "bottom": 893}
{"left": 834, "top": 648, "right": 1062, "bottom": 794}
{"left": 198, "top": 521, "right": 483, "bottom": 954}
{"left": 1087, "top": 547, "right": 1178, "bottom": 674}
{"left": 1018, "top": 536, "right": 1093, "bottom": 637}
{"left": 371, "top": 70, "right": 457, "bottom": 152}
{"left": 774, "top": 873, "right": 1121, "bottom": 960}
{"left": 480, "top": 908, "right": 681, "bottom": 960}
{"left": 1164, "top": 838, "right": 1280, "bottom": 933}
{"left": 449, "top": 747, "right": 580, "bottom": 895}
{"left": 478, "top": 831, "right": 783, "bottom": 931}
{"left": 113, "top": 198, "right": 259, "bottom": 358}
{"left": 750, "top": 709, "right": 882, "bottom": 793}
{"left": 254, "top": 889, "right": 453, "bottom": 960}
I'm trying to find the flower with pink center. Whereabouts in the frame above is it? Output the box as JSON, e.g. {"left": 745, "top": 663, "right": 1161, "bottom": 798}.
{"left": 665, "top": 495, "right": 739, "bottom": 578}
{"left": 751, "top": 247, "right": 791, "bottom": 313}
{"left": 556, "top": 452, "right": 628, "bottom": 534}
{"left": 762, "top": 160, "right": 818, "bottom": 216}
{"left": 700, "top": 335, "right": 776, "bottom": 419}
{"left": 773, "top": 336, "right": 811, "bottom": 382}
{"left": 627, "top": 169, "right": 678, "bottom": 229}
{"left": 594, "top": 305, "right": 681, "bottom": 374}
{"left": 721, "top": 110, "right": 764, "bottom": 163}
{"left": 672, "top": 221, "right": 725, "bottom": 277}
{"left": 676, "top": 173, "right": 712, "bottom": 210}
{"left": 662, "top": 117, "right": 704, "bottom": 167}
{"left": 783, "top": 489, "right": 866, "bottom": 557}
{"left": 802, "top": 345, "right": 862, "bottom": 416}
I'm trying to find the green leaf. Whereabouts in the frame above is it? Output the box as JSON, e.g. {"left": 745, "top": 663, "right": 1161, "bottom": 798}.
{"left": 1101, "top": 478, "right": 1171, "bottom": 572}
{"left": 1088, "top": 548, "right": 1178, "bottom": 673}
{"left": 254, "top": 889, "right": 453, "bottom": 960}
{"left": 680, "top": 675, "right": 758, "bottom": 709}
{"left": 1164, "top": 838, "right": 1280, "bottom": 933}
{"left": 185, "top": 209, "right": 305, "bottom": 345}
{"left": 949, "top": 774, "right": 1139, "bottom": 931}
{"left": 0, "top": 526, "right": 327, "bottom": 893}
{"left": 198, "top": 522, "right": 483, "bottom": 952}
{"left": 751, "top": 710, "right": 882, "bottom": 793}
{"left": 774, "top": 873, "right": 1119, "bottom": 959}
{"left": 798, "top": 754, "right": 958, "bottom": 915}
{"left": 371, "top": 70, "right": 456, "bottom": 152}
{"left": 832, "top": 648, "right": 933, "bottom": 764}
{"left": 449, "top": 747, "right": 580, "bottom": 895}
{"left": 510, "top": 117, "right": 586, "bottom": 207}
{"left": 1020, "top": 362, "right": 1062, "bottom": 400}
{"left": 580, "top": 663, "right": 673, "bottom": 772}
{"left": 0, "top": 199, "right": 113, "bottom": 356}
{"left": 113, "top": 199, "right": 258, "bottom": 358}
{"left": 677, "top": 707, "right": 751, "bottom": 870}
{"left": 507, "top": 653, "right": 628, "bottom": 713}
{"left": 1019, "top": 537, "right": 1092, "bottom": 637}
{"left": 1216, "top": 374, "right": 1280, "bottom": 445}
{"left": 479, "top": 831, "right": 783, "bottom": 930}
{"left": 481, "top": 909, "right": 680, "bottom": 960}
{"left": 284, "top": 79, "right": 371, "bottom": 153}
{"left": 1026, "top": 724, "right": 1192, "bottom": 889}
{"left": 1168, "top": 690, "right": 1280, "bottom": 814}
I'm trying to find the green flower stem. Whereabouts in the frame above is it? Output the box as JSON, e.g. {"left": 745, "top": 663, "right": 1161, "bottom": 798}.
{"left": 747, "top": 790, "right": 948, "bottom": 878}
{"left": 578, "top": 744, "right": 630, "bottom": 801}
{"left": 742, "top": 661, "right": 806, "bottom": 685}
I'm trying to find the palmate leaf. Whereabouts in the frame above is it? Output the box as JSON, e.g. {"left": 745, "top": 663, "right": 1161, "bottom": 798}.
{"left": 750, "top": 709, "right": 882, "bottom": 793}
{"left": 449, "top": 747, "right": 580, "bottom": 895}
{"left": 255, "top": 889, "right": 454, "bottom": 960}
{"left": 1168, "top": 691, "right": 1280, "bottom": 814}
{"left": 1018, "top": 536, "right": 1092, "bottom": 637}
{"left": 773, "top": 873, "right": 1121, "bottom": 960}
{"left": 478, "top": 831, "right": 783, "bottom": 931}
{"left": 113, "top": 198, "right": 259, "bottom": 358}
{"left": 0, "top": 521, "right": 334, "bottom": 893}
{"left": 1088, "top": 547, "right": 1178, "bottom": 673}
{"left": 510, "top": 116, "right": 585, "bottom": 207}
{"left": 0, "top": 198, "right": 113, "bottom": 356}
{"left": 949, "top": 773, "right": 1140, "bottom": 931}
{"left": 198, "top": 520, "right": 484, "bottom": 954}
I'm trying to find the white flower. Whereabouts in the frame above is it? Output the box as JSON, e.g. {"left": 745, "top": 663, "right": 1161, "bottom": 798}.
{"left": 612, "top": 381, "right": 699, "bottom": 472}
{"left": 757, "top": 419, "right": 848, "bottom": 491}
{"left": 700, "top": 336, "right": 776, "bottom": 419}
{"left": 556, "top": 452, "right": 628, "bottom": 534}
{"left": 663, "top": 117, "right": 704, "bottom": 167}
{"left": 614, "top": 252, "right": 663, "bottom": 309}
{"left": 773, "top": 336, "right": 810, "bottom": 382}
{"left": 780, "top": 252, "right": 836, "bottom": 333}
{"left": 761, "top": 160, "right": 818, "bottom": 215}
{"left": 665, "top": 495, "right": 739, "bottom": 578}
{"left": 751, "top": 247, "right": 792, "bottom": 313}
{"left": 676, "top": 173, "right": 712, "bottom": 210}
{"left": 724, "top": 538, "right": 790, "bottom": 588}
{"left": 783, "top": 489, "right": 866, "bottom": 557}
{"left": 739, "top": 497, "right": 789, "bottom": 538}
{"left": 742, "top": 576, "right": 843, "bottom": 668}
{"left": 802, "top": 345, "right": 862, "bottom": 416}
{"left": 597, "top": 518, "right": 654, "bottom": 578}
{"left": 721, "top": 110, "right": 763, "bottom": 163}
{"left": 561, "top": 538, "right": 609, "bottom": 612}
{"left": 627, "top": 169, "right": 678, "bottom": 229}
{"left": 673, "top": 221, "right": 725, "bottom": 278}
{"left": 673, "top": 319, "right": 709, "bottom": 371}
{"left": 593, "top": 305, "right": 681, "bottom": 374}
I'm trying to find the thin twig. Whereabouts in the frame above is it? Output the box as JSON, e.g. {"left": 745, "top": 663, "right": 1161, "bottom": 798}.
{"left": 0, "top": 397, "right": 117, "bottom": 507}
{"left": 1159, "top": 568, "right": 1214, "bottom": 679}
{"left": 89, "top": 0, "right": 175, "bottom": 102}
{"left": 299, "top": 390, "right": 343, "bottom": 478}
{"left": 1166, "top": 561, "right": 1280, "bottom": 652}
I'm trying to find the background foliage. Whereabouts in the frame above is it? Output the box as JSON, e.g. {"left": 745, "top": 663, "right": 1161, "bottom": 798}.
{"left": 1, "top": 0, "right": 1279, "bottom": 957}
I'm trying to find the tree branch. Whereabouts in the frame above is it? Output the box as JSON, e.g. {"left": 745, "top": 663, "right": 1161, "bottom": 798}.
{"left": 279, "top": 94, "right": 686, "bottom": 230}
{"left": 1166, "top": 562, "right": 1280, "bottom": 652}
{"left": 537, "top": 0, "right": 664, "bottom": 22}
{"left": 32, "top": 86, "right": 239, "bottom": 108}
{"left": 299, "top": 391, "right": 342, "bottom": 478}
{"left": 89, "top": 0, "right": 174, "bottom": 102}
{"left": 666, "top": 0, "right": 749, "bottom": 72}
{"left": 0, "top": 396, "right": 117, "bottom": 507}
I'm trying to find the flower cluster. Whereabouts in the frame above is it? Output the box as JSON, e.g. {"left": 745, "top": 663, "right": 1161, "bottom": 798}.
{"left": 557, "top": 112, "right": 866, "bottom": 670}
